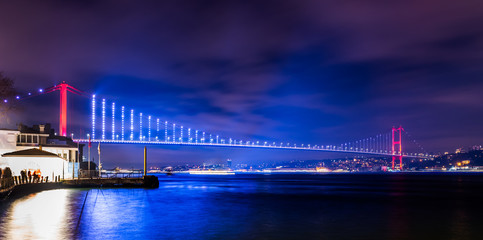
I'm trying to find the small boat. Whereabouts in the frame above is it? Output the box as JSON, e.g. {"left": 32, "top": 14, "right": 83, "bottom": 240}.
{"left": 165, "top": 167, "right": 174, "bottom": 176}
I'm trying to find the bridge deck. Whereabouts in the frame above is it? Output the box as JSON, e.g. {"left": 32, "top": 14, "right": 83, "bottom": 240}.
{"left": 74, "top": 139, "right": 430, "bottom": 158}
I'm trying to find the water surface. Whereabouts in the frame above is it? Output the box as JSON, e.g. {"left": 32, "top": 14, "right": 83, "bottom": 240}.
{"left": 1, "top": 173, "right": 482, "bottom": 239}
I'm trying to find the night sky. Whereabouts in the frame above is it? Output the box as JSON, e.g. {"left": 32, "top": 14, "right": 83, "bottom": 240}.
{"left": 1, "top": 1, "right": 482, "bottom": 168}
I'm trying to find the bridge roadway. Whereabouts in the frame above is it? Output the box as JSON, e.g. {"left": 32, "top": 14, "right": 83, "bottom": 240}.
{"left": 73, "top": 139, "right": 430, "bottom": 159}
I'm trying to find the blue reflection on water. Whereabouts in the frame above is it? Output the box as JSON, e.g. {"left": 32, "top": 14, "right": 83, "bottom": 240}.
{"left": 1, "top": 173, "right": 483, "bottom": 239}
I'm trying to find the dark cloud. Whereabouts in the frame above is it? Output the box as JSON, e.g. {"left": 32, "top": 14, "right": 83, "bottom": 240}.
{"left": 1, "top": 0, "right": 482, "bottom": 167}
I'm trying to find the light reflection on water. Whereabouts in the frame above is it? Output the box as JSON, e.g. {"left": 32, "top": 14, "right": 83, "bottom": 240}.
{"left": 0, "top": 173, "right": 482, "bottom": 240}
{"left": 0, "top": 190, "right": 75, "bottom": 239}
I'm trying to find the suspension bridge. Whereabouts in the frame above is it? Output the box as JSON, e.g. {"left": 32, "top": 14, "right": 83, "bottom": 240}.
{"left": 4, "top": 82, "right": 431, "bottom": 170}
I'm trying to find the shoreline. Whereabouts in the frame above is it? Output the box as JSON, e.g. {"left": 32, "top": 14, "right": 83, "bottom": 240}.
{"left": 152, "top": 170, "right": 483, "bottom": 174}
{"left": 0, "top": 175, "right": 159, "bottom": 202}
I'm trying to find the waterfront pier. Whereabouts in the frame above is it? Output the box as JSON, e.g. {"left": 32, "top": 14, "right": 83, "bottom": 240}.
{"left": 1, "top": 173, "right": 159, "bottom": 201}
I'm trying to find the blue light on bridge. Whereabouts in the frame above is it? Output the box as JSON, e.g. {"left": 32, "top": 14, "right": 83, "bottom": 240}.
{"left": 112, "top": 102, "right": 115, "bottom": 140}
{"left": 130, "top": 109, "right": 134, "bottom": 140}
{"left": 172, "top": 124, "right": 176, "bottom": 143}
{"left": 102, "top": 99, "right": 106, "bottom": 140}
{"left": 188, "top": 128, "right": 191, "bottom": 143}
{"left": 121, "top": 106, "right": 125, "bottom": 140}
{"left": 91, "top": 95, "right": 96, "bottom": 140}
{"left": 156, "top": 118, "right": 160, "bottom": 141}
{"left": 165, "top": 121, "right": 168, "bottom": 142}
{"left": 139, "top": 113, "right": 143, "bottom": 141}
{"left": 148, "top": 115, "right": 151, "bottom": 141}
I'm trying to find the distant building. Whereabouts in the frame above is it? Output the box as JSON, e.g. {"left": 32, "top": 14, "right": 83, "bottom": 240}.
{"left": 455, "top": 148, "right": 466, "bottom": 154}
{"left": 227, "top": 159, "right": 232, "bottom": 169}
{"left": 471, "top": 145, "right": 482, "bottom": 151}
{"left": 0, "top": 123, "right": 82, "bottom": 179}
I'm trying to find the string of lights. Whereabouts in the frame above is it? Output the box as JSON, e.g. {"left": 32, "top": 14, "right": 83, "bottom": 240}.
{"left": 81, "top": 94, "right": 430, "bottom": 158}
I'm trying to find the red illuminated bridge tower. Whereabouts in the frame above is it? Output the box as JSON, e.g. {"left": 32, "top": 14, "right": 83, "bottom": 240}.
{"left": 391, "top": 126, "right": 403, "bottom": 170}
{"left": 53, "top": 82, "right": 85, "bottom": 137}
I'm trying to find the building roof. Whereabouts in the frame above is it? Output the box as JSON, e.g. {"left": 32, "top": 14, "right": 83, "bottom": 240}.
{"left": 0, "top": 129, "right": 19, "bottom": 133}
{"left": 1, "top": 148, "right": 61, "bottom": 158}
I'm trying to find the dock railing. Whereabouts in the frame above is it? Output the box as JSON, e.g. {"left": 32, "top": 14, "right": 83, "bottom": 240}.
{"left": 0, "top": 167, "right": 62, "bottom": 193}
{"left": 79, "top": 169, "right": 143, "bottom": 179}
{"left": 101, "top": 169, "right": 144, "bottom": 178}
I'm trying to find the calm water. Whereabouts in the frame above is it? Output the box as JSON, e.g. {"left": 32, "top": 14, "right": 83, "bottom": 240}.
{"left": 1, "top": 173, "right": 483, "bottom": 240}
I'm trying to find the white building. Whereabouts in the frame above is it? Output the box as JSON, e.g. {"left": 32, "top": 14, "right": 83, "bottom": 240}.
{"left": 0, "top": 124, "right": 81, "bottom": 179}
{"left": 1, "top": 148, "right": 72, "bottom": 180}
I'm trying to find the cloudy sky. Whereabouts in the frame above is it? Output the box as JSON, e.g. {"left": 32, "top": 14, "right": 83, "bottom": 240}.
{"left": 1, "top": 0, "right": 482, "bottom": 167}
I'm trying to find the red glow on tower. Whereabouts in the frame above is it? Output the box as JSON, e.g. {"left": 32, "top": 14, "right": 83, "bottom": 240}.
{"left": 59, "top": 83, "right": 68, "bottom": 136}
{"left": 391, "top": 126, "right": 403, "bottom": 170}
{"left": 42, "top": 82, "right": 87, "bottom": 137}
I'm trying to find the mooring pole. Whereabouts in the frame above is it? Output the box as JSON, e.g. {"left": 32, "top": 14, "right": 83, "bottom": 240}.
{"left": 88, "top": 135, "right": 91, "bottom": 177}
{"left": 144, "top": 146, "right": 147, "bottom": 177}
{"left": 98, "top": 143, "right": 101, "bottom": 178}
{"left": 77, "top": 141, "right": 80, "bottom": 180}
{"left": 72, "top": 154, "right": 75, "bottom": 180}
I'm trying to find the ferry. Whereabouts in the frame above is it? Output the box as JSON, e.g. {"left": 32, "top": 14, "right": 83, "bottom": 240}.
{"left": 188, "top": 170, "right": 235, "bottom": 175}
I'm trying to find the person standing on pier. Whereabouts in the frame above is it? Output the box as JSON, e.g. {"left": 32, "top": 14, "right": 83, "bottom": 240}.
{"left": 21, "top": 170, "right": 26, "bottom": 183}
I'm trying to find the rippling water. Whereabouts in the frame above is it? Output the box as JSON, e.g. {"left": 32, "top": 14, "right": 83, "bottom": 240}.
{"left": 1, "top": 173, "right": 482, "bottom": 239}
